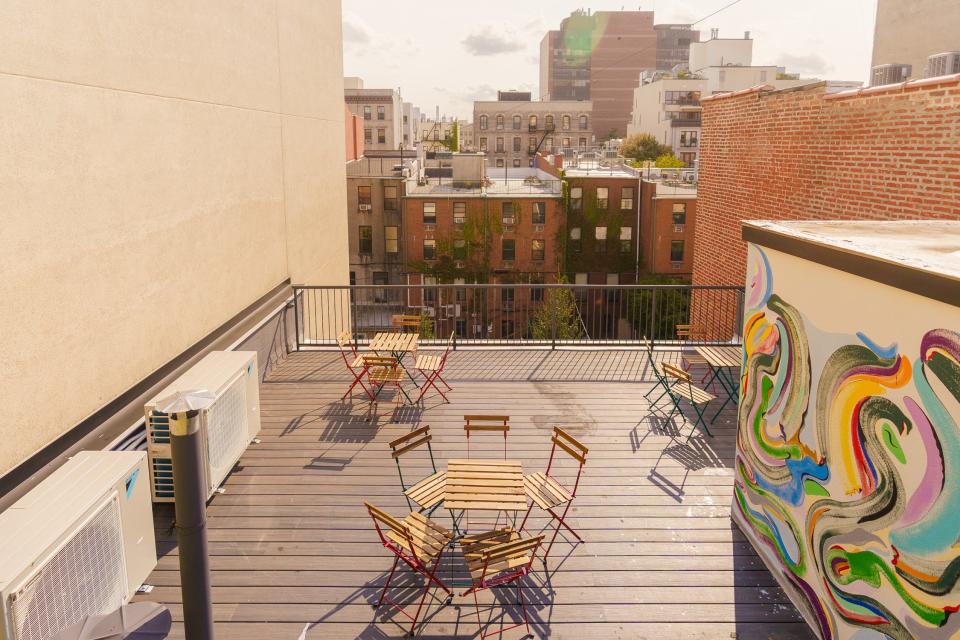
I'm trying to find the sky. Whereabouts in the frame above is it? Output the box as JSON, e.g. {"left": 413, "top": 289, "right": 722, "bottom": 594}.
{"left": 342, "top": 0, "right": 878, "bottom": 120}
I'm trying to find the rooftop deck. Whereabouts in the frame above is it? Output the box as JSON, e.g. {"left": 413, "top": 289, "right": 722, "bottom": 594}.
{"left": 141, "top": 348, "right": 814, "bottom": 639}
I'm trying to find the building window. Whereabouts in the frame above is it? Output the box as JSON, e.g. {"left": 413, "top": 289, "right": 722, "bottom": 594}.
{"left": 384, "top": 185, "right": 398, "bottom": 210}
{"left": 455, "top": 278, "right": 467, "bottom": 302}
{"left": 364, "top": 129, "right": 372, "bottom": 143}
{"left": 377, "top": 105, "right": 385, "bottom": 120}
{"left": 569, "top": 187, "right": 582, "bottom": 212}
{"left": 513, "top": 159, "right": 521, "bottom": 167}
{"left": 479, "top": 137, "right": 488, "bottom": 152}
{"left": 513, "top": 115, "right": 521, "bottom": 129}
{"left": 574, "top": 272, "right": 588, "bottom": 285}
{"left": 579, "top": 115, "right": 588, "bottom": 130}
{"left": 385, "top": 226, "right": 398, "bottom": 254}
{"left": 595, "top": 226, "right": 607, "bottom": 253}
{"left": 545, "top": 137, "right": 554, "bottom": 150}
{"left": 373, "top": 271, "right": 389, "bottom": 285}
{"left": 502, "top": 288, "right": 515, "bottom": 312}
{"left": 358, "top": 225, "right": 372, "bottom": 255}
{"left": 502, "top": 238, "right": 516, "bottom": 261}
{"left": 619, "top": 227, "right": 632, "bottom": 253}
{"left": 531, "top": 239, "right": 545, "bottom": 261}
{"left": 532, "top": 202, "right": 546, "bottom": 224}
{"left": 496, "top": 137, "right": 504, "bottom": 152}
{"left": 480, "top": 115, "right": 488, "bottom": 130}
{"left": 670, "top": 240, "right": 685, "bottom": 261}
{"left": 681, "top": 152, "right": 697, "bottom": 167}
{"left": 606, "top": 273, "right": 619, "bottom": 285}
{"left": 358, "top": 185, "right": 372, "bottom": 207}
{"left": 403, "top": 114, "right": 408, "bottom": 125}
{"left": 570, "top": 227, "right": 582, "bottom": 252}
{"left": 562, "top": 137, "right": 571, "bottom": 148}
{"left": 453, "top": 239, "right": 467, "bottom": 259}
{"left": 596, "top": 187, "right": 608, "bottom": 210}
{"left": 423, "top": 202, "right": 436, "bottom": 224}
{"left": 680, "top": 131, "right": 699, "bottom": 147}
{"left": 529, "top": 115, "right": 538, "bottom": 130}
{"left": 513, "top": 137, "right": 521, "bottom": 152}
{"left": 454, "top": 201, "right": 466, "bottom": 226}
{"left": 562, "top": 115, "right": 571, "bottom": 130}
{"left": 621, "top": 187, "right": 634, "bottom": 210}
{"left": 531, "top": 278, "right": 545, "bottom": 302}
{"left": 672, "top": 203, "right": 686, "bottom": 225}
{"left": 501, "top": 202, "right": 515, "bottom": 225}
{"left": 578, "top": 137, "right": 587, "bottom": 150}
{"left": 496, "top": 114, "right": 504, "bottom": 129}
{"left": 423, "top": 276, "right": 436, "bottom": 303}
{"left": 363, "top": 105, "right": 371, "bottom": 120}
{"left": 423, "top": 239, "right": 437, "bottom": 260}
{"left": 664, "top": 91, "right": 701, "bottom": 106}
{"left": 377, "top": 128, "right": 386, "bottom": 144}
{"left": 496, "top": 158, "right": 504, "bottom": 168}
{"left": 455, "top": 318, "right": 467, "bottom": 337}
{"left": 501, "top": 319, "right": 515, "bottom": 336}
{"left": 545, "top": 114, "right": 554, "bottom": 130}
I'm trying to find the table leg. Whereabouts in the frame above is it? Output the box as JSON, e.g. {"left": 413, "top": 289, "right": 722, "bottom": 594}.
{"left": 710, "top": 366, "right": 739, "bottom": 422}
{"left": 394, "top": 350, "right": 421, "bottom": 387}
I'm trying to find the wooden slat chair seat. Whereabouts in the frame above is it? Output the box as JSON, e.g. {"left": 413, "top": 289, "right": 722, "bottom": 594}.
{"left": 459, "top": 529, "right": 544, "bottom": 638}
{"left": 464, "top": 415, "right": 510, "bottom": 459}
{"left": 365, "top": 502, "right": 453, "bottom": 635}
{"left": 414, "top": 354, "right": 443, "bottom": 370}
{"left": 364, "top": 355, "right": 411, "bottom": 405}
{"left": 389, "top": 426, "right": 447, "bottom": 514}
{"left": 368, "top": 367, "right": 404, "bottom": 383}
{"left": 520, "top": 427, "right": 587, "bottom": 562}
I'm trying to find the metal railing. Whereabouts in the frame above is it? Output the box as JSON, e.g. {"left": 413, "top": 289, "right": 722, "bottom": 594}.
{"left": 292, "top": 284, "right": 744, "bottom": 349}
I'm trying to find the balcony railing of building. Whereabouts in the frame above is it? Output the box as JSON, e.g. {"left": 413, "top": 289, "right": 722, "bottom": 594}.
{"left": 292, "top": 283, "right": 744, "bottom": 349}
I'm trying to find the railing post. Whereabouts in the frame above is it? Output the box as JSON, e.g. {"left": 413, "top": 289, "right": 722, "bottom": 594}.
{"left": 550, "top": 289, "right": 558, "bottom": 350}
{"left": 735, "top": 288, "right": 745, "bottom": 343}
{"left": 649, "top": 288, "right": 658, "bottom": 346}
{"left": 293, "top": 287, "right": 301, "bottom": 351}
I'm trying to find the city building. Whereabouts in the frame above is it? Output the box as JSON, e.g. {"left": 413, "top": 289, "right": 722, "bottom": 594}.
{"left": 627, "top": 33, "right": 820, "bottom": 166}
{"left": 402, "top": 156, "right": 564, "bottom": 338}
{"left": 871, "top": 0, "right": 960, "bottom": 83}
{"left": 346, "top": 151, "right": 419, "bottom": 287}
{"left": 1, "top": 0, "right": 349, "bottom": 490}
{"left": 638, "top": 170, "right": 697, "bottom": 276}
{"left": 401, "top": 102, "right": 421, "bottom": 149}
{"left": 474, "top": 93, "right": 593, "bottom": 168}
{"left": 655, "top": 24, "right": 700, "bottom": 71}
{"left": 344, "top": 77, "right": 404, "bottom": 151}
{"left": 540, "top": 10, "right": 657, "bottom": 138}
{"left": 692, "top": 75, "right": 960, "bottom": 298}
{"left": 458, "top": 119, "right": 475, "bottom": 152}
{"left": 419, "top": 118, "right": 459, "bottom": 153}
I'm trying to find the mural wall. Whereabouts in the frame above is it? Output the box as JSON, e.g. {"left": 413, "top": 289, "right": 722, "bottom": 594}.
{"left": 734, "top": 244, "right": 960, "bottom": 640}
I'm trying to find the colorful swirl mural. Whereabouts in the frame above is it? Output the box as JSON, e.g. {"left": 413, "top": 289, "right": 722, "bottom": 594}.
{"left": 734, "top": 245, "right": 960, "bottom": 640}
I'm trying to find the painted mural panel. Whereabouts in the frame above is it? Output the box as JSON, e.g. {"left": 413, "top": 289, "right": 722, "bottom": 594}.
{"left": 733, "top": 244, "right": 960, "bottom": 640}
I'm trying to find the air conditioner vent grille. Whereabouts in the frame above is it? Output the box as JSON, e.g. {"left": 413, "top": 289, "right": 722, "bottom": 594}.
{"left": 205, "top": 374, "right": 248, "bottom": 487}
{"left": 11, "top": 496, "right": 126, "bottom": 640}
{"left": 151, "top": 457, "right": 174, "bottom": 498}
{"left": 146, "top": 412, "right": 170, "bottom": 445}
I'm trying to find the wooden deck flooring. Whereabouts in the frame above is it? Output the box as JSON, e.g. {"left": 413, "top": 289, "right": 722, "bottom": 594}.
{"left": 141, "top": 348, "right": 814, "bottom": 639}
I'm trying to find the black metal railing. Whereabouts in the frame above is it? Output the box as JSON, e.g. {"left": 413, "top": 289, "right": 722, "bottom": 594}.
{"left": 292, "top": 284, "right": 744, "bottom": 349}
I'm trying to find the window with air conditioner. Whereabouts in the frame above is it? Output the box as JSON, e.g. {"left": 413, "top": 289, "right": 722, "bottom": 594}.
{"left": 531, "top": 239, "right": 545, "bottom": 261}
{"left": 423, "top": 202, "right": 437, "bottom": 224}
{"left": 502, "top": 202, "right": 515, "bottom": 225}
{"left": 358, "top": 185, "right": 372, "bottom": 211}
{"left": 454, "top": 201, "right": 466, "bottom": 226}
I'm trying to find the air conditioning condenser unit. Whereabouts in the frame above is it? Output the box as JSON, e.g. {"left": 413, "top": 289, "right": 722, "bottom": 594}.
{"left": 144, "top": 351, "right": 261, "bottom": 503}
{"left": 0, "top": 451, "right": 156, "bottom": 640}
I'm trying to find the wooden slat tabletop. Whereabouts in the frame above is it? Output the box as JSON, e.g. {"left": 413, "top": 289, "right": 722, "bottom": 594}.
{"left": 694, "top": 346, "right": 743, "bottom": 369}
{"left": 444, "top": 459, "right": 527, "bottom": 512}
{"left": 370, "top": 332, "right": 418, "bottom": 353}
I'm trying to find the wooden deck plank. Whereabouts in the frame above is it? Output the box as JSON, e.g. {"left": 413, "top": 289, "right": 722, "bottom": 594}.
{"left": 139, "top": 349, "right": 814, "bottom": 639}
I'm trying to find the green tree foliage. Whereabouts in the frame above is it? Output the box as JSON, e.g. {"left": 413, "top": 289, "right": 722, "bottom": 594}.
{"left": 442, "top": 121, "right": 460, "bottom": 153}
{"left": 626, "top": 276, "right": 690, "bottom": 340}
{"left": 654, "top": 153, "right": 686, "bottom": 168}
{"left": 529, "top": 276, "right": 583, "bottom": 340}
{"left": 620, "top": 133, "right": 670, "bottom": 162}
{"left": 418, "top": 309, "right": 435, "bottom": 338}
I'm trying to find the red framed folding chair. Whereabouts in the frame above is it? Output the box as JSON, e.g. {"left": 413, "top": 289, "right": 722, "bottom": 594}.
{"left": 366, "top": 355, "right": 413, "bottom": 406}
{"left": 460, "top": 529, "right": 543, "bottom": 639}
{"left": 519, "top": 427, "right": 588, "bottom": 561}
{"left": 337, "top": 331, "right": 373, "bottom": 400}
{"left": 365, "top": 502, "right": 454, "bottom": 636}
{"left": 389, "top": 426, "right": 446, "bottom": 515}
{"left": 415, "top": 332, "right": 454, "bottom": 403}
{"left": 464, "top": 415, "right": 510, "bottom": 459}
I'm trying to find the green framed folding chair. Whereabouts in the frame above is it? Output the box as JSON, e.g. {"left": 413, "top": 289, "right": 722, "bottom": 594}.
{"left": 389, "top": 426, "right": 446, "bottom": 516}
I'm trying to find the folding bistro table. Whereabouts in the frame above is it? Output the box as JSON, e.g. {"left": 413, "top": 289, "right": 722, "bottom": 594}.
{"left": 444, "top": 459, "right": 527, "bottom": 534}
{"left": 694, "top": 345, "right": 744, "bottom": 420}
{"left": 370, "top": 331, "right": 420, "bottom": 386}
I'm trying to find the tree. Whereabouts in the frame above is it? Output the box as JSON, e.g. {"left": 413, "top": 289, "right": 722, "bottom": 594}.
{"left": 418, "top": 309, "right": 435, "bottom": 339}
{"left": 620, "top": 133, "right": 669, "bottom": 162}
{"left": 626, "top": 276, "right": 690, "bottom": 340}
{"left": 529, "top": 276, "right": 583, "bottom": 341}
{"left": 654, "top": 153, "right": 686, "bottom": 168}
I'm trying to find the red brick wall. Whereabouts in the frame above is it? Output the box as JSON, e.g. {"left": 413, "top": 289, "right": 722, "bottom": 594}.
{"left": 639, "top": 179, "right": 696, "bottom": 276}
{"left": 344, "top": 105, "right": 363, "bottom": 162}
{"left": 693, "top": 75, "right": 960, "bottom": 289}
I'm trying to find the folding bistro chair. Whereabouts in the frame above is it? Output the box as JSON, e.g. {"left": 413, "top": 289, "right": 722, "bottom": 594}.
{"left": 460, "top": 530, "right": 544, "bottom": 639}
{"left": 656, "top": 362, "right": 715, "bottom": 437}
{"left": 337, "top": 331, "right": 373, "bottom": 400}
{"left": 365, "top": 502, "right": 453, "bottom": 636}
{"left": 464, "top": 415, "right": 510, "bottom": 459}
{"left": 392, "top": 314, "right": 423, "bottom": 333}
{"left": 519, "top": 427, "right": 587, "bottom": 561}
{"left": 415, "top": 332, "right": 454, "bottom": 403}
{"left": 676, "top": 324, "right": 710, "bottom": 380}
{"left": 366, "top": 355, "right": 413, "bottom": 406}
{"left": 641, "top": 335, "right": 672, "bottom": 402}
{"left": 389, "top": 426, "right": 446, "bottom": 515}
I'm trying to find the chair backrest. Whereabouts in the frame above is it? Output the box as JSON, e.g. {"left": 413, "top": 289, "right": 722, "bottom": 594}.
{"left": 338, "top": 331, "right": 358, "bottom": 366}
{"left": 475, "top": 534, "right": 544, "bottom": 583}
{"left": 439, "top": 331, "right": 455, "bottom": 367}
{"left": 661, "top": 362, "right": 691, "bottom": 383}
{"left": 392, "top": 314, "right": 422, "bottom": 332}
{"left": 546, "top": 427, "right": 588, "bottom": 495}
{"left": 389, "top": 426, "right": 439, "bottom": 501}
{"left": 364, "top": 502, "right": 418, "bottom": 560}
{"left": 677, "top": 323, "right": 707, "bottom": 341}
{"left": 363, "top": 355, "right": 398, "bottom": 370}
{"left": 464, "top": 415, "right": 510, "bottom": 459}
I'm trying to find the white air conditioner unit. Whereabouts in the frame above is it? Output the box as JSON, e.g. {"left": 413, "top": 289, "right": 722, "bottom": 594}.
{"left": 533, "top": 224, "right": 544, "bottom": 232}
{"left": 358, "top": 204, "right": 372, "bottom": 212}
{"left": 144, "top": 351, "right": 260, "bottom": 503}
{"left": 422, "top": 306, "right": 436, "bottom": 317}
{"left": 0, "top": 451, "right": 156, "bottom": 640}
{"left": 674, "top": 224, "right": 685, "bottom": 233}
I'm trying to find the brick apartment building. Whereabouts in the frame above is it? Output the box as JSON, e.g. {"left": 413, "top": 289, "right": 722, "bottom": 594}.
{"left": 402, "top": 156, "right": 564, "bottom": 339}
{"left": 693, "top": 75, "right": 960, "bottom": 292}
{"left": 639, "top": 176, "right": 696, "bottom": 276}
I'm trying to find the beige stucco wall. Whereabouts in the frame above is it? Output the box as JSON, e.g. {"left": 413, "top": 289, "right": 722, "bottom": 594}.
{"left": 0, "top": 0, "right": 349, "bottom": 476}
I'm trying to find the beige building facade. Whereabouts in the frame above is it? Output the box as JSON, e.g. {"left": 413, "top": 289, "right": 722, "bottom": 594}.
{"left": 474, "top": 98, "right": 593, "bottom": 168}
{"left": 345, "top": 78, "right": 405, "bottom": 150}
{"left": 0, "top": 0, "right": 349, "bottom": 478}
{"left": 871, "top": 0, "right": 960, "bottom": 83}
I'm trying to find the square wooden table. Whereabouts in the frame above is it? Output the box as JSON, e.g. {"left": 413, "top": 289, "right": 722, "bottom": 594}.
{"left": 370, "top": 332, "right": 419, "bottom": 386}
{"left": 444, "top": 459, "right": 527, "bottom": 529}
{"left": 694, "top": 345, "right": 744, "bottom": 419}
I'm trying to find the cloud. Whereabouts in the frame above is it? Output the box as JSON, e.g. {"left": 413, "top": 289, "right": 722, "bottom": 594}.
{"left": 342, "top": 12, "right": 371, "bottom": 47}
{"left": 776, "top": 52, "right": 832, "bottom": 77}
{"left": 462, "top": 26, "right": 525, "bottom": 56}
